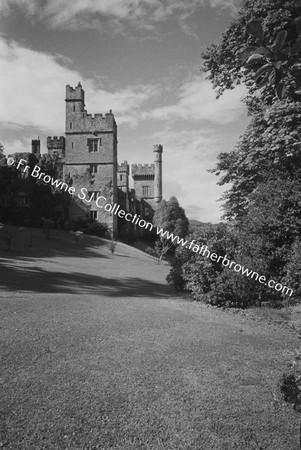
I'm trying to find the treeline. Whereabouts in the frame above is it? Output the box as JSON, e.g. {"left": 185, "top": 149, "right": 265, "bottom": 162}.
{"left": 165, "top": 0, "right": 301, "bottom": 307}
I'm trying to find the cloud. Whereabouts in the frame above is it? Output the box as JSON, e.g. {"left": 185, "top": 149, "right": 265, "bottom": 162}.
{"left": 0, "top": 36, "right": 155, "bottom": 133}
{"left": 145, "top": 75, "right": 247, "bottom": 125}
{"left": 2, "top": 138, "right": 31, "bottom": 155}
{"left": 0, "top": 0, "right": 240, "bottom": 33}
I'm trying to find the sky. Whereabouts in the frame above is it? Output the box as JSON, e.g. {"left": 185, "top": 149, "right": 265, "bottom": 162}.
{"left": 0, "top": 0, "right": 249, "bottom": 222}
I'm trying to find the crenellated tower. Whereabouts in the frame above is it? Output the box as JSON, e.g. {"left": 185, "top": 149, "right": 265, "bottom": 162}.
{"left": 64, "top": 82, "right": 118, "bottom": 235}
{"left": 131, "top": 144, "right": 163, "bottom": 209}
{"left": 47, "top": 136, "right": 65, "bottom": 157}
{"left": 31, "top": 138, "right": 41, "bottom": 157}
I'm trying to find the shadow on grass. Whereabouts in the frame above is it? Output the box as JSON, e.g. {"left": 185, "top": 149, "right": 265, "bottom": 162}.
{"left": 0, "top": 228, "right": 108, "bottom": 260}
{"left": 0, "top": 263, "right": 173, "bottom": 297}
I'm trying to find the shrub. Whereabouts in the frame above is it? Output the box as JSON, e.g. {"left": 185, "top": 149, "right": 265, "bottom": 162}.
{"left": 166, "top": 222, "right": 285, "bottom": 308}
{"left": 166, "top": 223, "right": 236, "bottom": 301}
{"left": 145, "top": 246, "right": 156, "bottom": 257}
{"left": 282, "top": 240, "right": 301, "bottom": 301}
{"left": 66, "top": 218, "right": 109, "bottom": 238}
{"left": 108, "top": 240, "right": 117, "bottom": 254}
{"left": 280, "top": 372, "right": 301, "bottom": 412}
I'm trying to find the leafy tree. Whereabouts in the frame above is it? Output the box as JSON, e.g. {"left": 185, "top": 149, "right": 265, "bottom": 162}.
{"left": 154, "top": 196, "right": 189, "bottom": 237}
{"left": 202, "top": 0, "right": 301, "bottom": 110}
{"left": 282, "top": 240, "right": 301, "bottom": 300}
{"left": 211, "top": 100, "right": 301, "bottom": 220}
{"left": 153, "top": 196, "right": 189, "bottom": 260}
{"left": 239, "top": 17, "right": 301, "bottom": 100}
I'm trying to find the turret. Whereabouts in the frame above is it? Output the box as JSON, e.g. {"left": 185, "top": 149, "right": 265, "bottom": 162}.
{"left": 117, "top": 160, "right": 129, "bottom": 193}
{"left": 153, "top": 144, "right": 163, "bottom": 203}
{"left": 31, "top": 138, "right": 40, "bottom": 156}
{"left": 65, "top": 82, "right": 85, "bottom": 106}
{"left": 47, "top": 136, "right": 65, "bottom": 157}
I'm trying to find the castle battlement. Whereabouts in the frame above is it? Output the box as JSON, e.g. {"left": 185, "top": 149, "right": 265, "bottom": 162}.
{"left": 66, "top": 82, "right": 85, "bottom": 104}
{"left": 132, "top": 163, "right": 155, "bottom": 177}
{"left": 118, "top": 161, "right": 129, "bottom": 173}
{"left": 47, "top": 136, "right": 65, "bottom": 149}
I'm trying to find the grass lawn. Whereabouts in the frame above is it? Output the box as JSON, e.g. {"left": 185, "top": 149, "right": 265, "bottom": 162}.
{"left": 0, "top": 228, "right": 300, "bottom": 449}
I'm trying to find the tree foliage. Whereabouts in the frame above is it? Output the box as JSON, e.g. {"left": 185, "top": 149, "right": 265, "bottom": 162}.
{"left": 168, "top": 0, "right": 301, "bottom": 307}
{"left": 211, "top": 100, "right": 301, "bottom": 220}
{"left": 239, "top": 17, "right": 301, "bottom": 99}
{"left": 153, "top": 196, "right": 189, "bottom": 260}
{"left": 154, "top": 196, "right": 189, "bottom": 238}
{"left": 202, "top": 0, "right": 301, "bottom": 109}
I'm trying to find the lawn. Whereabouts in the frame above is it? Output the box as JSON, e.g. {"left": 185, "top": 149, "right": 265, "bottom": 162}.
{"left": 0, "top": 228, "right": 300, "bottom": 449}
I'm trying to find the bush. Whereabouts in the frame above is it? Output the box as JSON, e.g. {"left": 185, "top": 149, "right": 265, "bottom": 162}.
{"left": 66, "top": 218, "right": 109, "bottom": 238}
{"left": 280, "top": 371, "right": 301, "bottom": 412}
{"left": 108, "top": 240, "right": 117, "bottom": 254}
{"left": 166, "top": 222, "right": 285, "bottom": 308}
{"left": 145, "top": 246, "right": 157, "bottom": 257}
{"left": 282, "top": 240, "right": 301, "bottom": 301}
{"left": 166, "top": 223, "right": 236, "bottom": 302}
{"left": 167, "top": 245, "right": 191, "bottom": 291}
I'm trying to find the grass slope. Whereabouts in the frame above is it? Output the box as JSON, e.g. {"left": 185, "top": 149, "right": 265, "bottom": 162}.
{"left": 0, "top": 228, "right": 300, "bottom": 449}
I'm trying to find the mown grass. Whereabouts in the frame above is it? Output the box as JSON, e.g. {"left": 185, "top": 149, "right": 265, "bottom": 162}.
{"left": 0, "top": 228, "right": 300, "bottom": 449}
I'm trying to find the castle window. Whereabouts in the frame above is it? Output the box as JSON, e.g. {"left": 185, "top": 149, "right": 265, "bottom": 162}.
{"left": 88, "top": 191, "right": 100, "bottom": 201}
{"left": 70, "top": 122, "right": 72, "bottom": 129}
{"left": 17, "top": 193, "right": 29, "bottom": 206}
{"left": 71, "top": 142, "right": 74, "bottom": 149}
{"left": 18, "top": 170, "right": 27, "bottom": 180}
{"left": 120, "top": 174, "right": 123, "bottom": 181}
{"left": 73, "top": 105, "right": 76, "bottom": 112}
{"left": 142, "top": 186, "right": 150, "bottom": 196}
{"left": 87, "top": 138, "right": 101, "bottom": 153}
{"left": 90, "top": 210, "right": 97, "bottom": 219}
{"left": 90, "top": 164, "right": 98, "bottom": 174}
{"left": 0, "top": 194, "right": 10, "bottom": 206}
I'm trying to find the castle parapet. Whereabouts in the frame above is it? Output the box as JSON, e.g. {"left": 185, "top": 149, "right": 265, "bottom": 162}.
{"left": 131, "top": 163, "right": 155, "bottom": 177}
{"left": 47, "top": 136, "right": 65, "bottom": 156}
{"left": 118, "top": 160, "right": 129, "bottom": 174}
{"left": 66, "top": 82, "right": 85, "bottom": 105}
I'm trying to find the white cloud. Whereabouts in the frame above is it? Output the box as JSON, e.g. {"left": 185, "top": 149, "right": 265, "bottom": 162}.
{"left": 2, "top": 138, "right": 31, "bottom": 155}
{"left": 0, "top": 0, "right": 240, "bottom": 32}
{"left": 0, "top": 37, "right": 155, "bottom": 132}
{"left": 145, "top": 75, "right": 247, "bottom": 125}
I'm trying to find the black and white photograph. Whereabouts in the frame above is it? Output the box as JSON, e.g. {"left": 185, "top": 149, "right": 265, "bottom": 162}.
{"left": 1, "top": 0, "right": 301, "bottom": 448}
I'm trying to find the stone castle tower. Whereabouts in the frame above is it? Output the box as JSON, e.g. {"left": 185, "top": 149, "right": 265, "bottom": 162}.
{"left": 131, "top": 144, "right": 163, "bottom": 209}
{"left": 64, "top": 82, "right": 118, "bottom": 234}
{"left": 46, "top": 82, "right": 163, "bottom": 236}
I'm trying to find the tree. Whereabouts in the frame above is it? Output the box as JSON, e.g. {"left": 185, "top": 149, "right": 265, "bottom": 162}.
{"left": 202, "top": 0, "right": 301, "bottom": 110}
{"left": 153, "top": 196, "right": 189, "bottom": 261}
{"left": 238, "top": 17, "right": 301, "bottom": 100}
{"left": 0, "top": 142, "right": 5, "bottom": 166}
{"left": 211, "top": 100, "right": 301, "bottom": 220}
{"left": 189, "top": 0, "right": 301, "bottom": 309}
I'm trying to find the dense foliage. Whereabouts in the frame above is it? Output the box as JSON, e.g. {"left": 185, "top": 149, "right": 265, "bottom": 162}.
{"left": 166, "top": 0, "right": 301, "bottom": 307}
{"left": 202, "top": 0, "right": 301, "bottom": 109}
{"left": 153, "top": 196, "right": 189, "bottom": 260}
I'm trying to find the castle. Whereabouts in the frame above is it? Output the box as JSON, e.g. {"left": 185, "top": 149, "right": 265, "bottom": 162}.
{"left": 45, "top": 82, "right": 163, "bottom": 237}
